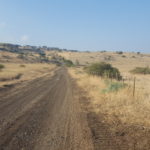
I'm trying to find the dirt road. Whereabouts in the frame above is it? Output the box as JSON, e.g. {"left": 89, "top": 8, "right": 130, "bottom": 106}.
{"left": 0, "top": 68, "right": 94, "bottom": 150}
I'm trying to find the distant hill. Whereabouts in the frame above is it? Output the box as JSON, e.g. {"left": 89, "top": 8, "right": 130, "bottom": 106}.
{"left": 0, "top": 43, "right": 78, "bottom": 54}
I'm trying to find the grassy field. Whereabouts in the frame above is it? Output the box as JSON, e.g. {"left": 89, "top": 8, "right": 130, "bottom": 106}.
{"left": 67, "top": 51, "right": 150, "bottom": 148}
{"left": 69, "top": 67, "right": 150, "bottom": 125}
{"left": 69, "top": 67, "right": 150, "bottom": 148}
{"left": 58, "top": 51, "right": 150, "bottom": 70}
{"left": 0, "top": 50, "right": 57, "bottom": 88}
{"left": 0, "top": 63, "right": 56, "bottom": 88}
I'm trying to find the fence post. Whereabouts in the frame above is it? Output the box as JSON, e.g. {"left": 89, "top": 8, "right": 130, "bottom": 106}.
{"left": 133, "top": 77, "right": 136, "bottom": 97}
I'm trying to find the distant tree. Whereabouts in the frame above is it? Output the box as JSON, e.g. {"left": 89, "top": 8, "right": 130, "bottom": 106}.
{"left": 101, "top": 50, "right": 107, "bottom": 53}
{"left": 137, "top": 52, "right": 140, "bottom": 55}
{"left": 116, "top": 51, "right": 123, "bottom": 54}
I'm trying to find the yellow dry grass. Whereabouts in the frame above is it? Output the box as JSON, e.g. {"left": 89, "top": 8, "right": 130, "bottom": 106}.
{"left": 0, "top": 63, "right": 56, "bottom": 87}
{"left": 58, "top": 51, "right": 150, "bottom": 72}
{"left": 69, "top": 67, "right": 150, "bottom": 128}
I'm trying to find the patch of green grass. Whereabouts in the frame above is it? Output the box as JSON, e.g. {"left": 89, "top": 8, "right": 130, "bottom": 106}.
{"left": 102, "top": 80, "right": 126, "bottom": 93}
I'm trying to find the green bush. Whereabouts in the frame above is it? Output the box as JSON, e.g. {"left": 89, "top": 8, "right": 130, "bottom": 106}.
{"left": 0, "top": 64, "right": 5, "bottom": 70}
{"left": 102, "top": 80, "right": 126, "bottom": 93}
{"left": 64, "top": 59, "right": 74, "bottom": 67}
{"left": 130, "top": 66, "right": 150, "bottom": 74}
{"left": 85, "top": 62, "right": 122, "bottom": 80}
{"left": 116, "top": 51, "right": 123, "bottom": 54}
{"left": 137, "top": 52, "right": 140, "bottom": 54}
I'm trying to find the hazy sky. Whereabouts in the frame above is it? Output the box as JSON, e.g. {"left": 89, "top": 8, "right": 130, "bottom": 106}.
{"left": 0, "top": 0, "right": 150, "bottom": 52}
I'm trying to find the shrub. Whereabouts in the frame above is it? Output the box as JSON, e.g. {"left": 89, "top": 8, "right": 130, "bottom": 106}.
{"left": 137, "top": 52, "right": 140, "bottom": 55}
{"left": 101, "top": 50, "right": 106, "bottom": 53}
{"left": 85, "top": 62, "right": 122, "bottom": 80}
{"left": 122, "top": 55, "right": 126, "bottom": 58}
{"left": 104, "top": 56, "right": 112, "bottom": 61}
{"left": 39, "top": 52, "right": 46, "bottom": 57}
{"left": 14, "top": 73, "right": 22, "bottom": 79}
{"left": 116, "top": 51, "right": 123, "bottom": 54}
{"left": 130, "top": 66, "right": 150, "bottom": 74}
{"left": 0, "top": 73, "right": 22, "bottom": 81}
{"left": 102, "top": 80, "right": 126, "bottom": 93}
{"left": 64, "top": 59, "right": 74, "bottom": 67}
{"left": 0, "top": 64, "right": 5, "bottom": 70}
{"left": 20, "top": 64, "right": 26, "bottom": 67}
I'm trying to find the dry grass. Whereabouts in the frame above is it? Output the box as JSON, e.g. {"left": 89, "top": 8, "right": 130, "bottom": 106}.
{"left": 58, "top": 51, "right": 150, "bottom": 72}
{"left": 0, "top": 51, "right": 42, "bottom": 63}
{"left": 0, "top": 51, "right": 57, "bottom": 88}
{"left": 69, "top": 66, "right": 150, "bottom": 148}
{"left": 62, "top": 50, "right": 150, "bottom": 128}
{"left": 0, "top": 63, "right": 56, "bottom": 87}
{"left": 69, "top": 67, "right": 150, "bottom": 127}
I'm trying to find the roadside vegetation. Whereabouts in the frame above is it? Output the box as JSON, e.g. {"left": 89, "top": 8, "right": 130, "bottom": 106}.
{"left": 69, "top": 66, "right": 150, "bottom": 149}
{"left": 58, "top": 56, "right": 74, "bottom": 67}
{"left": 102, "top": 80, "right": 126, "bottom": 93}
{"left": 84, "top": 62, "right": 122, "bottom": 80}
{"left": 63, "top": 59, "right": 74, "bottom": 67}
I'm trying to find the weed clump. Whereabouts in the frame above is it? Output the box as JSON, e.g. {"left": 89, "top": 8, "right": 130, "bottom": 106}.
{"left": 20, "top": 64, "right": 26, "bottom": 67}
{"left": 0, "top": 64, "right": 5, "bottom": 71}
{"left": 130, "top": 66, "right": 150, "bottom": 74}
{"left": 102, "top": 80, "right": 126, "bottom": 93}
{"left": 116, "top": 51, "right": 123, "bottom": 54}
{"left": 122, "top": 55, "right": 126, "bottom": 58}
{"left": 85, "top": 62, "right": 122, "bottom": 80}
{"left": 64, "top": 59, "right": 74, "bottom": 67}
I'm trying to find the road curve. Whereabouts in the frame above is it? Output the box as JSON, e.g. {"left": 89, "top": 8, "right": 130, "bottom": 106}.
{"left": 0, "top": 68, "right": 94, "bottom": 150}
